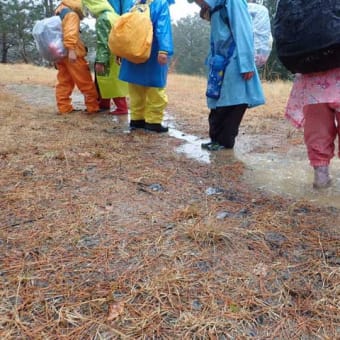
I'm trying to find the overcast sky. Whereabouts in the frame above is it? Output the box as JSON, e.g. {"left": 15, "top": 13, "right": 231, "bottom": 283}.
{"left": 170, "top": 1, "right": 199, "bottom": 22}
{"left": 83, "top": 1, "right": 199, "bottom": 27}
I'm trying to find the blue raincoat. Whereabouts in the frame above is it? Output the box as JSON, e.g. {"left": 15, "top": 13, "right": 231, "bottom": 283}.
{"left": 119, "top": 0, "right": 174, "bottom": 88}
{"left": 205, "top": 0, "right": 265, "bottom": 109}
{"left": 107, "top": 0, "right": 134, "bottom": 14}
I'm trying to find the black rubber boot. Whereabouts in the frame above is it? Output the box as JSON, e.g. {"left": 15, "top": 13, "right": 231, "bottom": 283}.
{"left": 144, "top": 123, "right": 168, "bottom": 133}
{"left": 130, "top": 119, "right": 145, "bottom": 129}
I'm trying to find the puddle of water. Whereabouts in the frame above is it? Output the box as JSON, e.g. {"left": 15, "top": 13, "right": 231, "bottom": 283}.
{"left": 239, "top": 151, "right": 340, "bottom": 208}
{"left": 6, "top": 85, "right": 340, "bottom": 208}
{"left": 70, "top": 90, "right": 85, "bottom": 109}
{"left": 169, "top": 129, "right": 210, "bottom": 164}
{"left": 168, "top": 125, "right": 340, "bottom": 209}
{"left": 111, "top": 113, "right": 130, "bottom": 131}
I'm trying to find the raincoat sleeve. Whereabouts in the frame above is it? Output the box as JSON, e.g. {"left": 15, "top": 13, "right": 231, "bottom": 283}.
{"left": 95, "top": 14, "right": 112, "bottom": 65}
{"left": 228, "top": 0, "right": 254, "bottom": 73}
{"left": 62, "top": 12, "right": 81, "bottom": 50}
{"left": 154, "top": 0, "right": 173, "bottom": 56}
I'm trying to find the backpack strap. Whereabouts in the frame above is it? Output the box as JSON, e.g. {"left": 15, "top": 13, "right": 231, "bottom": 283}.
{"left": 209, "top": 0, "right": 234, "bottom": 59}
{"left": 58, "top": 7, "right": 73, "bottom": 20}
{"left": 210, "top": 0, "right": 230, "bottom": 27}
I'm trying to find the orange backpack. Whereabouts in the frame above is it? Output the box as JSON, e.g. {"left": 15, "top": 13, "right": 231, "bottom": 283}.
{"left": 108, "top": 0, "right": 153, "bottom": 64}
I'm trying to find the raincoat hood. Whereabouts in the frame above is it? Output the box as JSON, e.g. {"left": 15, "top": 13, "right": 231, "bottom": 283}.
{"left": 57, "top": 0, "right": 85, "bottom": 18}
{"left": 82, "top": 0, "right": 114, "bottom": 16}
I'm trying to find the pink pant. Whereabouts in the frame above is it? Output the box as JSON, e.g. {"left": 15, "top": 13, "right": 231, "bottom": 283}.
{"left": 303, "top": 103, "right": 340, "bottom": 166}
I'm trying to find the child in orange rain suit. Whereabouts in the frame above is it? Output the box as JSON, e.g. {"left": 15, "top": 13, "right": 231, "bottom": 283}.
{"left": 54, "top": 0, "right": 99, "bottom": 114}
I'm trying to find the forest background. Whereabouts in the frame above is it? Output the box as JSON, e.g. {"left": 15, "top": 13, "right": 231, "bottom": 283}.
{"left": 0, "top": 0, "right": 290, "bottom": 80}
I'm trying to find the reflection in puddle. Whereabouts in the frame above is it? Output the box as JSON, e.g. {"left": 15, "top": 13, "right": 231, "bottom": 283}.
{"left": 241, "top": 152, "right": 340, "bottom": 208}
{"left": 169, "top": 129, "right": 210, "bottom": 164}
{"left": 169, "top": 126, "right": 340, "bottom": 209}
{"left": 6, "top": 85, "right": 340, "bottom": 209}
{"left": 111, "top": 113, "right": 130, "bottom": 133}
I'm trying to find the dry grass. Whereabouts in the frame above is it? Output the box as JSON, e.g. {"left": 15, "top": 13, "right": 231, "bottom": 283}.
{"left": 167, "top": 71, "right": 295, "bottom": 146}
{"left": 0, "top": 64, "right": 339, "bottom": 339}
{"left": 0, "top": 63, "right": 57, "bottom": 86}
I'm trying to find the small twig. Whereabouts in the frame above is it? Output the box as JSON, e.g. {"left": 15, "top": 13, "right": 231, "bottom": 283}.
{"left": 8, "top": 216, "right": 43, "bottom": 228}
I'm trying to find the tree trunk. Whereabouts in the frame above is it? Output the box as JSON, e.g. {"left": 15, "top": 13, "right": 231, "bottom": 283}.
{"left": 1, "top": 33, "right": 8, "bottom": 63}
{"left": 43, "top": 0, "right": 55, "bottom": 16}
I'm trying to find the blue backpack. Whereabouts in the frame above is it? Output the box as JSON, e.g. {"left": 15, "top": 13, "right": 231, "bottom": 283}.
{"left": 273, "top": 0, "right": 340, "bottom": 74}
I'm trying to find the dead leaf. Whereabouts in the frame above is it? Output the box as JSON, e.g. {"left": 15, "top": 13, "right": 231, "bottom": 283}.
{"left": 107, "top": 301, "right": 124, "bottom": 321}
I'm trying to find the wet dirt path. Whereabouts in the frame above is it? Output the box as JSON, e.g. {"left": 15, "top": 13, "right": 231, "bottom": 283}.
{"left": 6, "top": 83, "right": 340, "bottom": 209}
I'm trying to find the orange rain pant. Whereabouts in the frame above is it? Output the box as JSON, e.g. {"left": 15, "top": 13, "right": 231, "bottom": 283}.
{"left": 56, "top": 57, "right": 99, "bottom": 114}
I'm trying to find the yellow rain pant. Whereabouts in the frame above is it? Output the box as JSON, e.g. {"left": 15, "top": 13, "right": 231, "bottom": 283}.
{"left": 56, "top": 57, "right": 99, "bottom": 113}
{"left": 128, "top": 83, "right": 168, "bottom": 124}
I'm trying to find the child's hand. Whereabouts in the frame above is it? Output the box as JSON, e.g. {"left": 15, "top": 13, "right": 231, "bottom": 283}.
{"left": 68, "top": 49, "right": 77, "bottom": 63}
{"left": 158, "top": 52, "right": 168, "bottom": 65}
{"left": 242, "top": 72, "right": 254, "bottom": 80}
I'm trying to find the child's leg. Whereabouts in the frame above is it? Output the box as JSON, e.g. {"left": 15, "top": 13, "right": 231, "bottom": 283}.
{"left": 55, "top": 61, "right": 75, "bottom": 114}
{"left": 94, "top": 73, "right": 111, "bottom": 110}
{"left": 209, "top": 104, "right": 247, "bottom": 148}
{"left": 99, "top": 98, "right": 111, "bottom": 110}
{"left": 303, "top": 103, "right": 336, "bottom": 166}
{"left": 68, "top": 58, "right": 99, "bottom": 113}
{"left": 334, "top": 109, "right": 340, "bottom": 158}
{"left": 111, "top": 97, "right": 128, "bottom": 115}
{"left": 145, "top": 87, "right": 168, "bottom": 124}
{"left": 207, "top": 109, "right": 218, "bottom": 143}
{"left": 128, "top": 83, "right": 147, "bottom": 121}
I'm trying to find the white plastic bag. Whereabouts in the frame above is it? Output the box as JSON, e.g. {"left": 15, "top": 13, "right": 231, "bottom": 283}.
{"left": 32, "top": 16, "right": 67, "bottom": 62}
{"left": 248, "top": 3, "right": 273, "bottom": 67}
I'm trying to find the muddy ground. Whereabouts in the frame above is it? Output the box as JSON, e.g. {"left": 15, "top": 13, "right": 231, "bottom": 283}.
{"left": 0, "top": 82, "right": 339, "bottom": 339}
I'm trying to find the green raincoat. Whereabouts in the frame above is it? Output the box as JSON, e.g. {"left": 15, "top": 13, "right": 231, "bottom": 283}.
{"left": 83, "top": 0, "right": 128, "bottom": 98}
